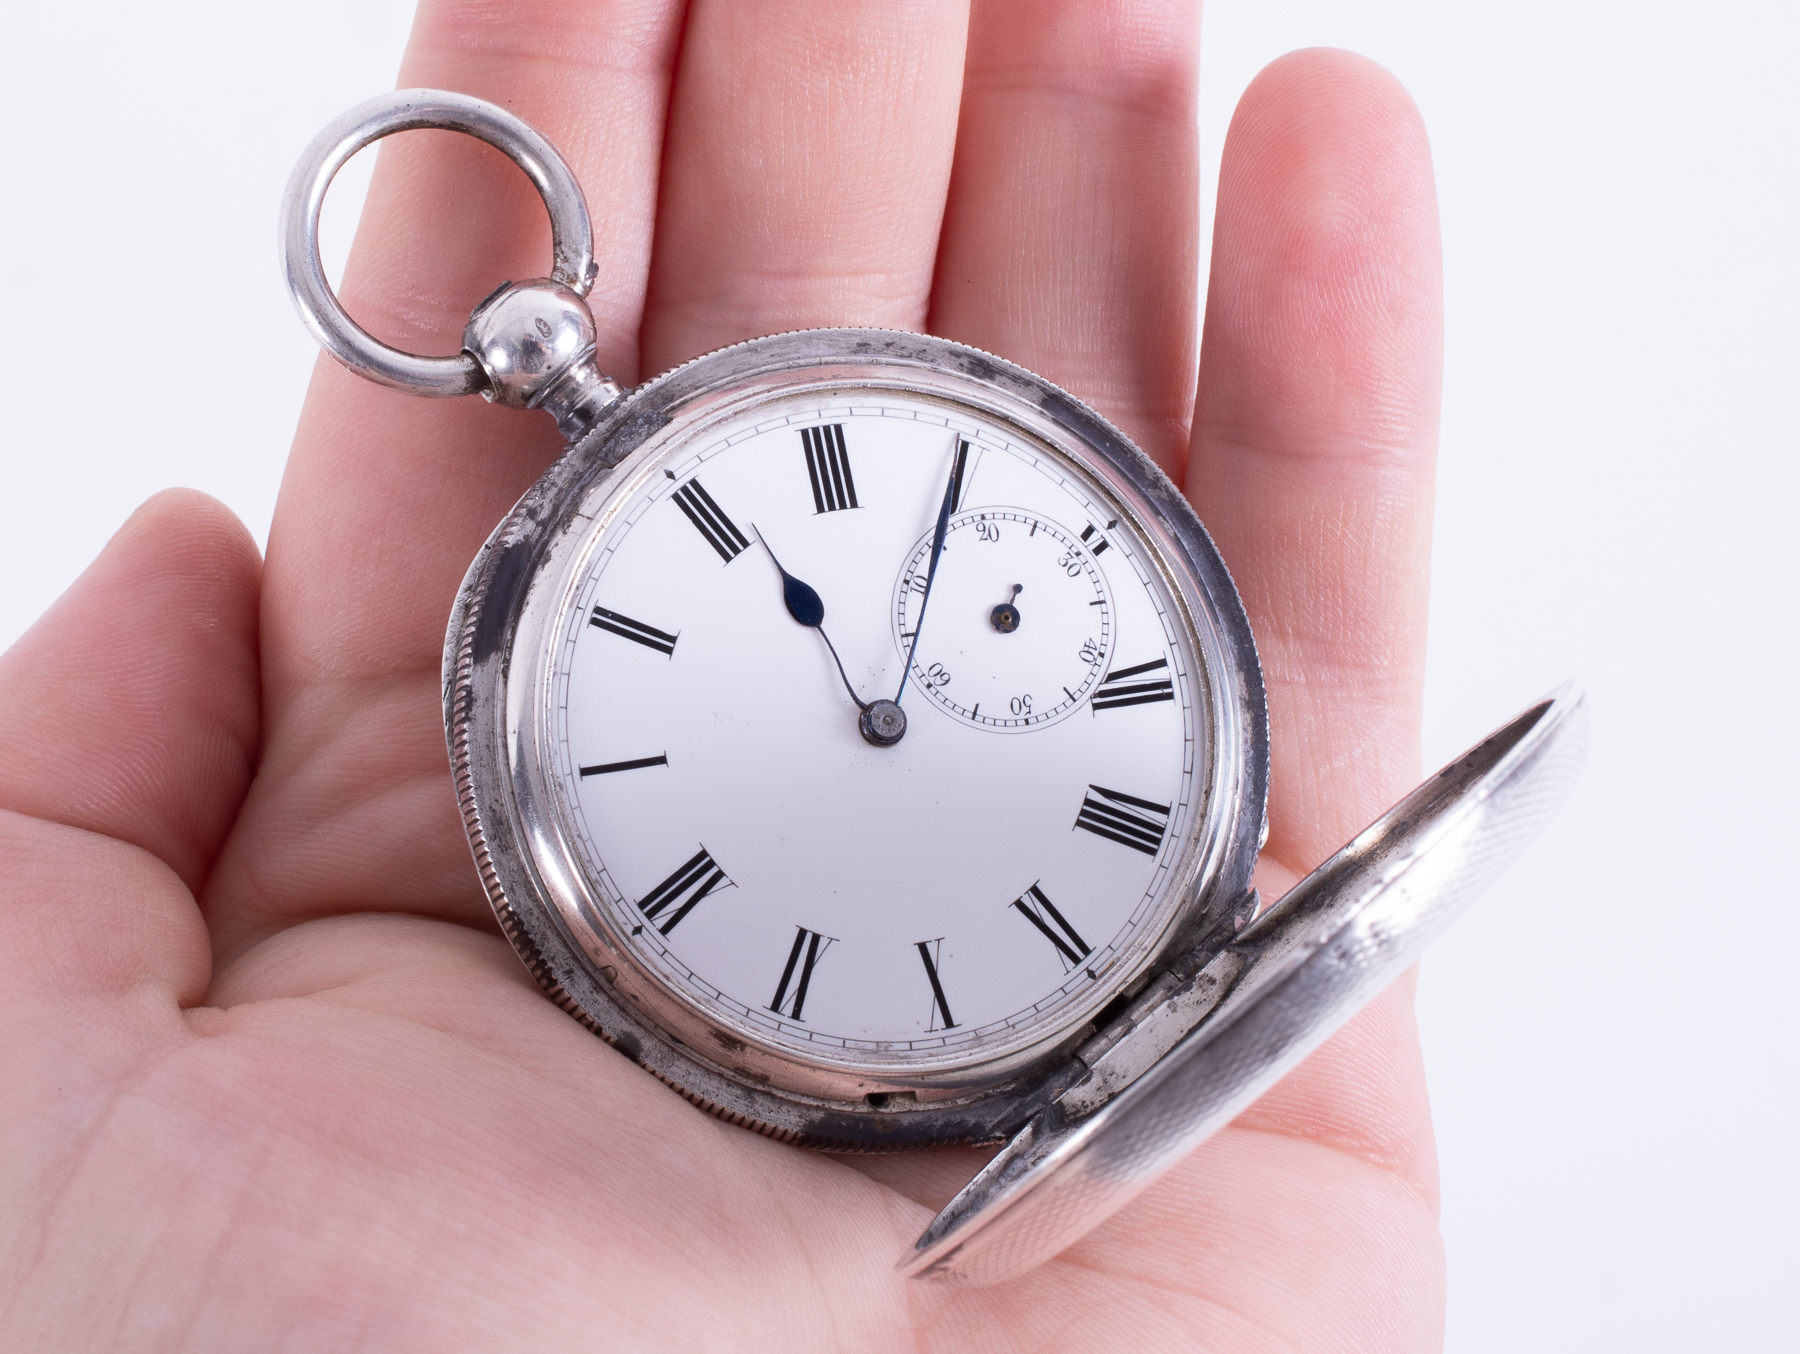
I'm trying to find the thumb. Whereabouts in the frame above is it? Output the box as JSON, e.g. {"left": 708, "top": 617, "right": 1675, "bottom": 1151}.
{"left": 0, "top": 489, "right": 261, "bottom": 897}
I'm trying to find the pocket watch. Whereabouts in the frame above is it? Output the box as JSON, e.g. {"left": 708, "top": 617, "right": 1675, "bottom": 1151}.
{"left": 283, "top": 91, "right": 1588, "bottom": 1286}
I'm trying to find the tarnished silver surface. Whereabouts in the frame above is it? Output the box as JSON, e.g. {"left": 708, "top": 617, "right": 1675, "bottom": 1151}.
{"left": 902, "top": 684, "right": 1589, "bottom": 1284}
{"left": 463, "top": 278, "right": 596, "bottom": 407}
{"left": 442, "top": 328, "right": 1270, "bottom": 1149}
{"left": 463, "top": 279, "right": 624, "bottom": 441}
{"left": 280, "top": 89, "right": 597, "bottom": 398}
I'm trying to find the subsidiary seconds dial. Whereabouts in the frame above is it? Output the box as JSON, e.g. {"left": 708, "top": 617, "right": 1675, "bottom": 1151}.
{"left": 894, "top": 508, "right": 1114, "bottom": 731}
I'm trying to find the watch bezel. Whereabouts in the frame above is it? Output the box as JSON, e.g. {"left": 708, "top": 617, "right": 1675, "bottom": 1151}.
{"left": 445, "top": 328, "right": 1269, "bottom": 1148}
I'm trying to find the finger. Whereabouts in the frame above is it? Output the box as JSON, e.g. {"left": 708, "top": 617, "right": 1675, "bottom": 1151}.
{"left": 640, "top": 0, "right": 969, "bottom": 371}
{"left": 204, "top": 1, "right": 688, "bottom": 961}
{"left": 0, "top": 490, "right": 257, "bottom": 1011}
{"left": 0, "top": 491, "right": 260, "bottom": 897}
{"left": 1187, "top": 49, "right": 1442, "bottom": 868}
{"left": 1059, "top": 979, "right": 1444, "bottom": 1349}
{"left": 1181, "top": 46, "right": 1443, "bottom": 1223}
{"left": 928, "top": 0, "right": 1201, "bottom": 477}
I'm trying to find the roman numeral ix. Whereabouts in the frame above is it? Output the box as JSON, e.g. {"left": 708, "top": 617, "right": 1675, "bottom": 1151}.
{"left": 635, "top": 848, "right": 731, "bottom": 936}
{"left": 1011, "top": 883, "right": 1092, "bottom": 970}
{"left": 672, "top": 478, "right": 750, "bottom": 563}
{"left": 579, "top": 755, "right": 668, "bottom": 777}
{"left": 589, "top": 606, "right": 677, "bottom": 657}
{"left": 1074, "top": 785, "right": 1171, "bottom": 857}
{"left": 916, "top": 939, "right": 957, "bottom": 1031}
{"left": 1092, "top": 657, "right": 1175, "bottom": 712}
{"left": 801, "top": 424, "right": 859, "bottom": 513}
{"left": 769, "top": 926, "right": 834, "bottom": 1021}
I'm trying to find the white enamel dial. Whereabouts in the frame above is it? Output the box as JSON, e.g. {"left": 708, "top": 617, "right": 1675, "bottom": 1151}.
{"left": 544, "top": 390, "right": 1208, "bottom": 1078}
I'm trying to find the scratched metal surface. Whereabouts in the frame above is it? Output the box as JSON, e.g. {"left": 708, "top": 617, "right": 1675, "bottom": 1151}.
{"left": 904, "top": 685, "right": 1589, "bottom": 1285}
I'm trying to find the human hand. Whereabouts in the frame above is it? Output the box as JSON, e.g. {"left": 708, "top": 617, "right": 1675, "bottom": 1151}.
{"left": 0, "top": 2, "right": 1442, "bottom": 1349}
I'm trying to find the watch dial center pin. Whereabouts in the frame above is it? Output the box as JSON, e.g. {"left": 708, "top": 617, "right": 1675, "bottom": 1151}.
{"left": 860, "top": 699, "right": 908, "bottom": 747}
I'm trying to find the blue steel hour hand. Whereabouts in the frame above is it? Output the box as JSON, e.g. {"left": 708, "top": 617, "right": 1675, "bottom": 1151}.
{"left": 753, "top": 529, "right": 893, "bottom": 739}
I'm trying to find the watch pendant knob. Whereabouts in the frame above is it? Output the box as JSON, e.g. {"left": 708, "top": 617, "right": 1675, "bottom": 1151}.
{"left": 463, "top": 279, "right": 623, "bottom": 442}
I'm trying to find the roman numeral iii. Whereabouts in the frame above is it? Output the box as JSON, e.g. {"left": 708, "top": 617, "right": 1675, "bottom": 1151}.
{"left": 672, "top": 478, "right": 750, "bottom": 563}
{"left": 636, "top": 848, "right": 730, "bottom": 936}
{"left": 1092, "top": 657, "right": 1174, "bottom": 712}
{"left": 589, "top": 606, "right": 678, "bottom": 656}
{"left": 769, "top": 926, "right": 834, "bottom": 1021}
{"left": 1074, "top": 785, "right": 1171, "bottom": 857}
{"left": 800, "top": 424, "right": 859, "bottom": 513}
{"left": 916, "top": 939, "right": 957, "bottom": 1030}
{"left": 1011, "top": 883, "right": 1092, "bottom": 969}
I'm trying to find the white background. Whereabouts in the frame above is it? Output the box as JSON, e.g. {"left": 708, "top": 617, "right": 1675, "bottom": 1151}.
{"left": 1, "top": 2, "right": 1793, "bottom": 1348}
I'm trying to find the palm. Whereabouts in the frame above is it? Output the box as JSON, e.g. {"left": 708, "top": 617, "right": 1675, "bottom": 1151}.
{"left": 2, "top": 4, "right": 1445, "bottom": 1350}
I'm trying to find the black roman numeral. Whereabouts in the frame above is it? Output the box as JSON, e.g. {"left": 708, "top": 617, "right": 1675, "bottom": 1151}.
{"left": 769, "top": 926, "right": 834, "bottom": 1020}
{"left": 1080, "top": 522, "right": 1112, "bottom": 557}
{"left": 589, "top": 606, "right": 678, "bottom": 656}
{"left": 672, "top": 479, "right": 750, "bottom": 563}
{"left": 916, "top": 939, "right": 957, "bottom": 1030}
{"left": 1074, "top": 785, "right": 1171, "bottom": 857}
{"left": 636, "top": 848, "right": 730, "bottom": 936}
{"left": 801, "top": 425, "right": 859, "bottom": 513}
{"left": 579, "top": 754, "right": 668, "bottom": 776}
{"left": 1092, "top": 657, "right": 1175, "bottom": 712}
{"left": 1011, "top": 883, "right": 1091, "bottom": 970}
{"left": 951, "top": 438, "right": 972, "bottom": 510}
